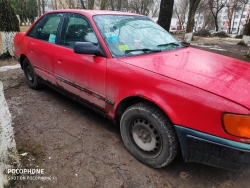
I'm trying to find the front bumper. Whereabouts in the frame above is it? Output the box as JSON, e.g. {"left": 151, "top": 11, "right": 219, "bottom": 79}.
{"left": 175, "top": 125, "right": 250, "bottom": 171}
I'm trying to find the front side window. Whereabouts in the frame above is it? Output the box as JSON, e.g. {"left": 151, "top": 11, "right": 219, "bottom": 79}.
{"left": 28, "top": 13, "right": 63, "bottom": 43}
{"left": 60, "top": 13, "right": 98, "bottom": 49}
{"left": 93, "top": 15, "right": 182, "bottom": 57}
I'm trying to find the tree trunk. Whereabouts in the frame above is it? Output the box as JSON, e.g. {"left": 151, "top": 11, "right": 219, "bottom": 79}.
{"left": 88, "top": 0, "right": 94, "bottom": 9}
{"left": 52, "top": 0, "right": 57, "bottom": 10}
{"left": 110, "top": 0, "right": 115, "bottom": 10}
{"left": 237, "top": 5, "right": 245, "bottom": 35}
{"left": 100, "top": 0, "right": 109, "bottom": 10}
{"left": 0, "top": 0, "right": 20, "bottom": 32}
{"left": 0, "top": 0, "right": 20, "bottom": 57}
{"left": 38, "top": 0, "right": 41, "bottom": 16}
{"left": 55, "top": 0, "right": 58, "bottom": 10}
{"left": 0, "top": 80, "right": 19, "bottom": 187}
{"left": 244, "top": 20, "right": 250, "bottom": 36}
{"left": 79, "top": 0, "right": 86, "bottom": 9}
{"left": 247, "top": 47, "right": 250, "bottom": 57}
{"left": 215, "top": 15, "right": 219, "bottom": 31}
{"left": 186, "top": 0, "right": 201, "bottom": 33}
{"left": 117, "top": 0, "right": 121, "bottom": 11}
{"left": 157, "top": 0, "right": 174, "bottom": 31}
{"left": 42, "top": 0, "right": 45, "bottom": 14}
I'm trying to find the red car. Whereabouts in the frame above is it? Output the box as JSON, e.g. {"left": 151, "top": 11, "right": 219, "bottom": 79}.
{"left": 14, "top": 10, "right": 250, "bottom": 171}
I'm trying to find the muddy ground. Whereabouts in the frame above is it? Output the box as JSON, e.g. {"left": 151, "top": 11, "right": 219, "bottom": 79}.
{"left": 1, "top": 36, "right": 250, "bottom": 188}
{"left": 181, "top": 35, "right": 250, "bottom": 62}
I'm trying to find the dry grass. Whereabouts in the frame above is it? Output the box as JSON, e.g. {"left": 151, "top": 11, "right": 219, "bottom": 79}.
{"left": 20, "top": 25, "right": 30, "bottom": 32}
{"left": 0, "top": 25, "right": 30, "bottom": 54}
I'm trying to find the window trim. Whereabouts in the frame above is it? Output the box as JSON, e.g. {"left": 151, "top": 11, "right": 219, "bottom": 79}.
{"left": 59, "top": 13, "right": 97, "bottom": 48}
{"left": 58, "top": 13, "right": 107, "bottom": 57}
{"left": 27, "top": 13, "right": 65, "bottom": 44}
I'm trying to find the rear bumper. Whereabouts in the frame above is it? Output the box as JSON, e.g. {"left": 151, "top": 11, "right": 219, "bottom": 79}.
{"left": 13, "top": 51, "right": 20, "bottom": 62}
{"left": 175, "top": 125, "right": 250, "bottom": 171}
{"left": 14, "top": 54, "right": 19, "bottom": 61}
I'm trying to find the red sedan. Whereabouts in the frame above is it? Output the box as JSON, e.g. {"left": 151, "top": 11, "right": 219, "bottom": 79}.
{"left": 14, "top": 9, "right": 250, "bottom": 170}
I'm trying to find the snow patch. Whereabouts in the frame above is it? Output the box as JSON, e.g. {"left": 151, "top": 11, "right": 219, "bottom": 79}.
{"left": 240, "top": 35, "right": 250, "bottom": 46}
{"left": 191, "top": 43, "right": 227, "bottom": 51}
{"left": 0, "top": 64, "right": 21, "bottom": 72}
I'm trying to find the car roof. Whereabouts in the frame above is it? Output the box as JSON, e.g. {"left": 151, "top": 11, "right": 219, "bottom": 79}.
{"left": 44, "top": 9, "right": 144, "bottom": 17}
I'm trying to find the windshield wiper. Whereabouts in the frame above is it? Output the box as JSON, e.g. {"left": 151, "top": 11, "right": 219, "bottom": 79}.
{"left": 125, "top": 48, "right": 161, "bottom": 54}
{"left": 157, "top": 42, "right": 180, "bottom": 47}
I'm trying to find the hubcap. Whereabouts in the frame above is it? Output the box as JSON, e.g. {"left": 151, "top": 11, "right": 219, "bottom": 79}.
{"left": 131, "top": 118, "right": 161, "bottom": 152}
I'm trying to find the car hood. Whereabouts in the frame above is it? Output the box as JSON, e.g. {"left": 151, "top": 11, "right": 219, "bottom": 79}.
{"left": 118, "top": 47, "right": 250, "bottom": 109}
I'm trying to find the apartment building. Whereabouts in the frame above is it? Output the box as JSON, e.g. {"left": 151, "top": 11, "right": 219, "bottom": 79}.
{"left": 194, "top": 0, "right": 250, "bottom": 34}
{"left": 218, "top": 2, "right": 250, "bottom": 34}
{"left": 175, "top": 0, "right": 250, "bottom": 34}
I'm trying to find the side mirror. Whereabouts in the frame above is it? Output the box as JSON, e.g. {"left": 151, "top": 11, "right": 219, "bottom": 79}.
{"left": 74, "top": 42, "right": 105, "bottom": 56}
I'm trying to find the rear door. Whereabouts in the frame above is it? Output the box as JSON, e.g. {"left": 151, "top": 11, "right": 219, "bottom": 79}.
{"left": 27, "top": 13, "right": 63, "bottom": 85}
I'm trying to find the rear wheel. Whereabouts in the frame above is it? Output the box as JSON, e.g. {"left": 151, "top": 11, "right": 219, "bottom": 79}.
{"left": 23, "top": 58, "right": 40, "bottom": 89}
{"left": 120, "top": 102, "right": 179, "bottom": 168}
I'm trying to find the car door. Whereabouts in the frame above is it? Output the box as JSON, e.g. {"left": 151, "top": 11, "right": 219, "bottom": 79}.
{"left": 54, "top": 13, "right": 107, "bottom": 110}
{"left": 27, "top": 13, "right": 63, "bottom": 85}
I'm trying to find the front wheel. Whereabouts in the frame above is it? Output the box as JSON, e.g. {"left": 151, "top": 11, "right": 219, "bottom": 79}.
{"left": 23, "top": 58, "right": 40, "bottom": 89}
{"left": 120, "top": 102, "right": 179, "bottom": 168}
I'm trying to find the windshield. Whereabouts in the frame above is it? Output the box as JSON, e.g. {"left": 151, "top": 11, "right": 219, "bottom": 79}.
{"left": 93, "top": 15, "right": 183, "bottom": 57}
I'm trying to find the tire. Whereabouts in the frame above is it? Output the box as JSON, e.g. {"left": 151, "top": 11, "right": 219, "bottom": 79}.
{"left": 120, "top": 102, "right": 179, "bottom": 168}
{"left": 23, "top": 58, "right": 40, "bottom": 89}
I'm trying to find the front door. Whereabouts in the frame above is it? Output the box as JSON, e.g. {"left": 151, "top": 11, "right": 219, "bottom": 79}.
{"left": 54, "top": 13, "right": 107, "bottom": 110}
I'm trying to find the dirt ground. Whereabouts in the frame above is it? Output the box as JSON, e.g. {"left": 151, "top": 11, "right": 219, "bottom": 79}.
{"left": 179, "top": 35, "right": 250, "bottom": 62}
{"left": 1, "top": 36, "right": 250, "bottom": 188}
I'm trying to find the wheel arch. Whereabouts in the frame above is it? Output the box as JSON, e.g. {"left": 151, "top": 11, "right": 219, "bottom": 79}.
{"left": 114, "top": 95, "right": 176, "bottom": 126}
{"left": 19, "top": 54, "right": 28, "bottom": 69}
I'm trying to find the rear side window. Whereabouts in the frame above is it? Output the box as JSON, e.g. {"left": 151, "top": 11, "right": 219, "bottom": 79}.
{"left": 27, "top": 13, "right": 63, "bottom": 43}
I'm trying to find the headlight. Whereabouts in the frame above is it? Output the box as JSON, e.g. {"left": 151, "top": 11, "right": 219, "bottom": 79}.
{"left": 223, "top": 114, "right": 250, "bottom": 138}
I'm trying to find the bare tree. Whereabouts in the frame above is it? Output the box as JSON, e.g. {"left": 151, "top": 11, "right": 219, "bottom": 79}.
{"left": 51, "top": 0, "right": 58, "bottom": 10}
{"left": 88, "top": 0, "right": 95, "bottom": 9}
{"left": 78, "top": 0, "right": 87, "bottom": 9}
{"left": 109, "top": 0, "right": 119, "bottom": 10}
{"left": 41, "top": 0, "right": 45, "bottom": 13}
{"left": 173, "top": 0, "right": 188, "bottom": 30}
{"left": 244, "top": 19, "right": 250, "bottom": 35}
{"left": 38, "top": 0, "right": 49, "bottom": 14}
{"left": 38, "top": 0, "right": 41, "bottom": 16}
{"left": 207, "top": 0, "right": 228, "bottom": 31}
{"left": 128, "top": 0, "right": 155, "bottom": 15}
{"left": 150, "top": 0, "right": 160, "bottom": 17}
{"left": 65, "top": 0, "right": 76, "bottom": 8}
{"left": 157, "top": 0, "right": 174, "bottom": 31}
{"left": 0, "top": 0, "right": 20, "bottom": 57}
{"left": 194, "top": 0, "right": 211, "bottom": 30}
{"left": 100, "top": 0, "right": 109, "bottom": 10}
{"left": 108, "top": 0, "right": 128, "bottom": 11}
{"left": 225, "top": 0, "right": 241, "bottom": 34}
{"left": 238, "top": 0, "right": 249, "bottom": 34}
{"left": 58, "top": 0, "right": 66, "bottom": 8}
{"left": 186, "top": 0, "right": 201, "bottom": 33}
